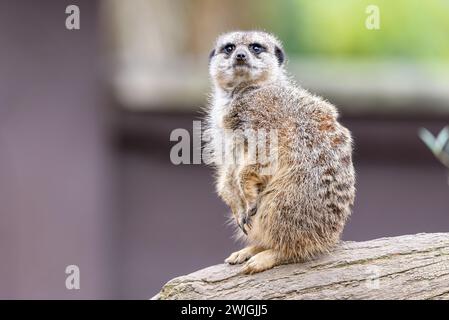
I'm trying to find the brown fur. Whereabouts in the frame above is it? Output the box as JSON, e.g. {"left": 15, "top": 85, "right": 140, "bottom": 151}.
{"left": 206, "top": 31, "right": 356, "bottom": 274}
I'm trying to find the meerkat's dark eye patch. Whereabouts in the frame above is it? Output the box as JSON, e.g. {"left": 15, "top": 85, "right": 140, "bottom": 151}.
{"left": 221, "top": 43, "right": 235, "bottom": 54}
{"left": 208, "top": 49, "right": 215, "bottom": 63}
{"left": 249, "top": 43, "right": 266, "bottom": 54}
{"left": 275, "top": 46, "right": 285, "bottom": 65}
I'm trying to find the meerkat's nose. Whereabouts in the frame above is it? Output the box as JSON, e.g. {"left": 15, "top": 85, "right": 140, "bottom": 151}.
{"left": 235, "top": 51, "right": 247, "bottom": 62}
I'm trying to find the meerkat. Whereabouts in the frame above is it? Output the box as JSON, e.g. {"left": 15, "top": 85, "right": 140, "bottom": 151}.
{"left": 205, "top": 31, "right": 355, "bottom": 274}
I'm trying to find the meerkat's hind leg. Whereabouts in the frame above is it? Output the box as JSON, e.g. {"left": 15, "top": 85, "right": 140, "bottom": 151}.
{"left": 241, "top": 249, "right": 287, "bottom": 274}
{"left": 225, "top": 246, "right": 265, "bottom": 265}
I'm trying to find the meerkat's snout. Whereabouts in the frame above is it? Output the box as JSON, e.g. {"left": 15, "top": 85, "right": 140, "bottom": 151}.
{"left": 234, "top": 49, "right": 247, "bottom": 63}
{"left": 233, "top": 47, "right": 250, "bottom": 67}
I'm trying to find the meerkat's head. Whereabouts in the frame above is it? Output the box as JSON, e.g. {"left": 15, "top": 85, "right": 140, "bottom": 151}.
{"left": 209, "top": 31, "right": 286, "bottom": 93}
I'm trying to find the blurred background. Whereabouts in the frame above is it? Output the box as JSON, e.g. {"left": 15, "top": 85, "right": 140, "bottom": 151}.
{"left": 0, "top": 0, "right": 448, "bottom": 299}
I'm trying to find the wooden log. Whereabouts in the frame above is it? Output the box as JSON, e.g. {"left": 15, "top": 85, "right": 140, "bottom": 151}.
{"left": 153, "top": 233, "right": 449, "bottom": 300}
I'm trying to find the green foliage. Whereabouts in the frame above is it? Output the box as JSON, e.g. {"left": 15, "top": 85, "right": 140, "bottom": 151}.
{"left": 419, "top": 126, "right": 449, "bottom": 168}
{"left": 256, "top": 0, "right": 449, "bottom": 60}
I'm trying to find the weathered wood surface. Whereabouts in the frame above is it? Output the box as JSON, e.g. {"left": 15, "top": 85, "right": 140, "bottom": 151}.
{"left": 153, "top": 233, "right": 449, "bottom": 300}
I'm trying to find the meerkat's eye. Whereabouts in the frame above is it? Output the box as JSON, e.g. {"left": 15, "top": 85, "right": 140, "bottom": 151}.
{"left": 249, "top": 43, "right": 265, "bottom": 54}
{"left": 222, "top": 44, "right": 235, "bottom": 54}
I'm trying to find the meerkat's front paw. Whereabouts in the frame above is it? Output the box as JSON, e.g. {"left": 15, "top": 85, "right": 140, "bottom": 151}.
{"left": 238, "top": 205, "right": 257, "bottom": 235}
{"left": 241, "top": 249, "right": 279, "bottom": 274}
{"left": 247, "top": 203, "right": 257, "bottom": 217}
{"left": 237, "top": 213, "right": 252, "bottom": 235}
{"left": 225, "top": 246, "right": 263, "bottom": 265}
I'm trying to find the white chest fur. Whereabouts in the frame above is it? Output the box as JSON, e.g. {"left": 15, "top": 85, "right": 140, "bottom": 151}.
{"left": 208, "top": 92, "right": 234, "bottom": 166}
{"left": 210, "top": 94, "right": 231, "bottom": 130}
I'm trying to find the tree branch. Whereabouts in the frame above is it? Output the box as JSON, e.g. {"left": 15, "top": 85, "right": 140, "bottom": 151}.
{"left": 153, "top": 233, "right": 449, "bottom": 300}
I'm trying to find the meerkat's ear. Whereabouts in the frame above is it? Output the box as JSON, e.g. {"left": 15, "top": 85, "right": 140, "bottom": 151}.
{"left": 208, "top": 49, "right": 216, "bottom": 63}
{"left": 275, "top": 46, "right": 285, "bottom": 65}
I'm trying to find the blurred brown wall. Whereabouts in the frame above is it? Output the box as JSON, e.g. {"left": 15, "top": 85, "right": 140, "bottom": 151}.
{"left": 0, "top": 0, "right": 117, "bottom": 298}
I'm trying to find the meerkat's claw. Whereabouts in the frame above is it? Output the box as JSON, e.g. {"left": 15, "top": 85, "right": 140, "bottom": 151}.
{"left": 239, "top": 216, "right": 248, "bottom": 235}
{"left": 248, "top": 204, "right": 257, "bottom": 217}
{"left": 243, "top": 204, "right": 256, "bottom": 230}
